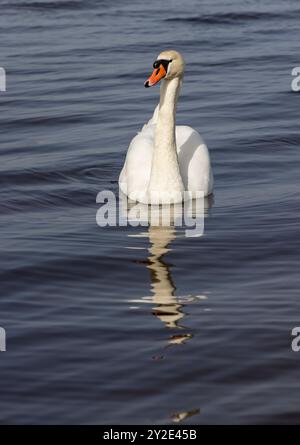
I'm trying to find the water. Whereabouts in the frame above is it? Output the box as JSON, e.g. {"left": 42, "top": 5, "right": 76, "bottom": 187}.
{"left": 0, "top": 0, "right": 299, "bottom": 425}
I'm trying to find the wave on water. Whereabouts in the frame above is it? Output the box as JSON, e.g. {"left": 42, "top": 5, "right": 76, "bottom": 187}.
{"left": 2, "top": 0, "right": 91, "bottom": 11}
{"left": 165, "top": 10, "right": 299, "bottom": 25}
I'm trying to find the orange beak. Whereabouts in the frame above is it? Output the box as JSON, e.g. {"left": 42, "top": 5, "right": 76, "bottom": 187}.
{"left": 144, "top": 64, "right": 167, "bottom": 88}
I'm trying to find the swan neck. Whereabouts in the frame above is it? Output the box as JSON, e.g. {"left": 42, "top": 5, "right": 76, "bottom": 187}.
{"left": 158, "top": 77, "right": 181, "bottom": 136}
{"left": 148, "top": 77, "right": 184, "bottom": 197}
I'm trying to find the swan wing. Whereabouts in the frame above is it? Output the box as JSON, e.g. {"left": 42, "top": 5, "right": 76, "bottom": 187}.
{"left": 119, "top": 124, "right": 154, "bottom": 200}
{"left": 176, "top": 125, "right": 213, "bottom": 196}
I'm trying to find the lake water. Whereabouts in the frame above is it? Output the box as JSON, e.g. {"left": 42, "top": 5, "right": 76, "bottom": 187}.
{"left": 0, "top": 0, "right": 300, "bottom": 424}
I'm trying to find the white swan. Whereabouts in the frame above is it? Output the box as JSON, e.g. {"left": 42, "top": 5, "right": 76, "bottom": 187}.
{"left": 119, "top": 50, "right": 213, "bottom": 204}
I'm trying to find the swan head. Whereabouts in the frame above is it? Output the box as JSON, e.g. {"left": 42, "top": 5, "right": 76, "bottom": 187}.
{"left": 144, "top": 50, "right": 185, "bottom": 87}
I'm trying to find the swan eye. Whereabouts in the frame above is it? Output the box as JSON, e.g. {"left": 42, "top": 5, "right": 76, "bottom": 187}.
{"left": 153, "top": 59, "right": 172, "bottom": 70}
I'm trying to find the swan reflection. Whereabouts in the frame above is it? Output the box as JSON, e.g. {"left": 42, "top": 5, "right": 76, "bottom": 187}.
{"left": 147, "top": 224, "right": 185, "bottom": 331}
{"left": 122, "top": 194, "right": 213, "bottom": 351}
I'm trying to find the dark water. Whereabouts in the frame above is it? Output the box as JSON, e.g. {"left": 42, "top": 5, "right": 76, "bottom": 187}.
{"left": 0, "top": 0, "right": 300, "bottom": 424}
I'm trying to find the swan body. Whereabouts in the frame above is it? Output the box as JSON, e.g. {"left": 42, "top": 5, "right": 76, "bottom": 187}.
{"left": 119, "top": 122, "right": 213, "bottom": 203}
{"left": 119, "top": 50, "right": 213, "bottom": 204}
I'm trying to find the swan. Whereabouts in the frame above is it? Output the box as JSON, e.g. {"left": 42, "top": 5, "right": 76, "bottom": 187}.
{"left": 119, "top": 50, "right": 213, "bottom": 204}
